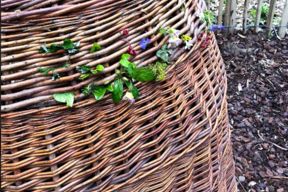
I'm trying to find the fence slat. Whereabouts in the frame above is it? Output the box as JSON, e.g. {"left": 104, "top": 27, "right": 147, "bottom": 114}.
{"left": 279, "top": 0, "right": 288, "bottom": 38}
{"left": 265, "top": 0, "right": 277, "bottom": 38}
{"left": 207, "top": 0, "right": 211, "bottom": 10}
{"left": 229, "top": 0, "right": 237, "bottom": 33}
{"left": 224, "top": 0, "right": 231, "bottom": 32}
{"left": 243, "top": 0, "right": 250, "bottom": 33}
{"left": 218, "top": 0, "right": 224, "bottom": 25}
{"left": 255, "top": 0, "right": 263, "bottom": 33}
{"left": 224, "top": 0, "right": 237, "bottom": 34}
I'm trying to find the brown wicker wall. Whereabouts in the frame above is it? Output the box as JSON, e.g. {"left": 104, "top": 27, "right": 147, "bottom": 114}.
{"left": 1, "top": 0, "right": 237, "bottom": 191}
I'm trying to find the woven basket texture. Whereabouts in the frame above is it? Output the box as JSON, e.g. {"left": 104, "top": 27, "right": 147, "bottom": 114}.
{"left": 1, "top": 0, "right": 237, "bottom": 191}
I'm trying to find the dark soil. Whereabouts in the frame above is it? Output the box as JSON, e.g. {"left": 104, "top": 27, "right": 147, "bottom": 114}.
{"left": 217, "top": 30, "right": 288, "bottom": 192}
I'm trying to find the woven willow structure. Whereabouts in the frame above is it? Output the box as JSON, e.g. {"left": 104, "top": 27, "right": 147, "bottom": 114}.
{"left": 1, "top": 0, "right": 237, "bottom": 191}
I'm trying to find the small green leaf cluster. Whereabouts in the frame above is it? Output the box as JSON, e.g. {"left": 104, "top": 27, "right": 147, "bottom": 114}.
{"left": 76, "top": 65, "right": 105, "bottom": 80}
{"left": 37, "top": 63, "right": 70, "bottom": 80}
{"left": 90, "top": 42, "right": 101, "bottom": 53}
{"left": 158, "top": 27, "right": 169, "bottom": 36}
{"left": 111, "top": 54, "right": 156, "bottom": 103}
{"left": 156, "top": 44, "right": 172, "bottom": 63}
{"left": 39, "top": 39, "right": 80, "bottom": 54}
{"left": 149, "top": 61, "right": 167, "bottom": 81}
{"left": 82, "top": 83, "right": 113, "bottom": 100}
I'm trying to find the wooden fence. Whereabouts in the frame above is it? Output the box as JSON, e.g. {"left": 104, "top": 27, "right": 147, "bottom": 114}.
{"left": 206, "top": 0, "right": 288, "bottom": 38}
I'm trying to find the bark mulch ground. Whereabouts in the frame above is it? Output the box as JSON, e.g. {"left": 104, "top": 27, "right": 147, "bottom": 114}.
{"left": 216, "top": 29, "right": 288, "bottom": 192}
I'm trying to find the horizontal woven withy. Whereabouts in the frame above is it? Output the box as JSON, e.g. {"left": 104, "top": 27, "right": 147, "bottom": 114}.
{"left": 1, "top": 0, "right": 237, "bottom": 191}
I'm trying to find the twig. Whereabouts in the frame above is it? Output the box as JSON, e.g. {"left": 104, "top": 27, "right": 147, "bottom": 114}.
{"left": 235, "top": 173, "right": 248, "bottom": 192}
{"left": 264, "top": 175, "right": 288, "bottom": 179}
{"left": 257, "top": 130, "right": 288, "bottom": 151}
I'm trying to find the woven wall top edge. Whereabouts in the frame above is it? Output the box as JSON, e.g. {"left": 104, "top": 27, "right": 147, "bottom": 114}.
{"left": 1, "top": 0, "right": 207, "bottom": 113}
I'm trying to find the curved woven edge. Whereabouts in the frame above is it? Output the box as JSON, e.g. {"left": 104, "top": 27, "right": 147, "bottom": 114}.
{"left": 1, "top": 0, "right": 210, "bottom": 112}
{"left": 1, "top": 31, "right": 237, "bottom": 191}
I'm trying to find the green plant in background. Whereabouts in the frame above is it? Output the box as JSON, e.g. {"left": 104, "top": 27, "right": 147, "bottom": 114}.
{"left": 250, "top": 4, "right": 277, "bottom": 23}
{"left": 269, "top": 33, "right": 274, "bottom": 39}
{"left": 275, "top": 17, "right": 281, "bottom": 25}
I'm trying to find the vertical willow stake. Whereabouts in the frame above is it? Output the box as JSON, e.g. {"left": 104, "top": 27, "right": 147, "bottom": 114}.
{"left": 266, "top": 0, "right": 277, "bottom": 38}
{"left": 255, "top": 0, "right": 263, "bottom": 33}
{"left": 279, "top": 0, "right": 288, "bottom": 38}
{"left": 243, "top": 0, "right": 250, "bottom": 33}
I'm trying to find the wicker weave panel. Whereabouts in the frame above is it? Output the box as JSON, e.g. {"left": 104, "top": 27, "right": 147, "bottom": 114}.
{"left": 1, "top": 0, "right": 237, "bottom": 191}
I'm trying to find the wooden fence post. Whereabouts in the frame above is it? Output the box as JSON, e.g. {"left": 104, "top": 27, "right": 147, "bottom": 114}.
{"left": 218, "top": 0, "right": 224, "bottom": 25}
{"left": 279, "top": 0, "right": 288, "bottom": 38}
{"left": 265, "top": 0, "right": 276, "bottom": 38}
{"left": 255, "top": 0, "right": 263, "bottom": 33}
{"left": 224, "top": 0, "right": 231, "bottom": 33}
{"left": 207, "top": 0, "right": 211, "bottom": 10}
{"left": 229, "top": 0, "right": 237, "bottom": 34}
{"left": 243, "top": 0, "right": 250, "bottom": 33}
{"left": 224, "top": 0, "right": 237, "bottom": 34}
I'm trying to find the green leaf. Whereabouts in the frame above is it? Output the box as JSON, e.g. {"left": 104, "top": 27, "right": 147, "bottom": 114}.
{"left": 168, "top": 28, "right": 174, "bottom": 34}
{"left": 126, "top": 63, "right": 137, "bottom": 78}
{"left": 92, "top": 65, "right": 105, "bottom": 74}
{"left": 63, "top": 39, "right": 74, "bottom": 50}
{"left": 67, "top": 48, "right": 79, "bottom": 54}
{"left": 49, "top": 44, "right": 62, "bottom": 53}
{"left": 156, "top": 49, "right": 169, "bottom": 63}
{"left": 63, "top": 63, "right": 71, "bottom": 68}
{"left": 40, "top": 42, "right": 49, "bottom": 53}
{"left": 159, "top": 28, "right": 166, "bottom": 36}
{"left": 53, "top": 91, "right": 74, "bottom": 107}
{"left": 76, "top": 65, "right": 91, "bottom": 74}
{"left": 39, "top": 43, "right": 62, "bottom": 53}
{"left": 112, "top": 79, "right": 123, "bottom": 103}
{"left": 82, "top": 85, "right": 91, "bottom": 96}
{"left": 37, "top": 68, "right": 51, "bottom": 75}
{"left": 104, "top": 81, "right": 110, "bottom": 85}
{"left": 52, "top": 72, "right": 60, "bottom": 81}
{"left": 92, "top": 86, "right": 106, "bottom": 100}
{"left": 79, "top": 73, "right": 90, "bottom": 80}
{"left": 120, "top": 53, "right": 131, "bottom": 68}
{"left": 106, "top": 84, "right": 114, "bottom": 92}
{"left": 90, "top": 42, "right": 101, "bottom": 53}
{"left": 124, "top": 81, "right": 139, "bottom": 99}
{"left": 96, "top": 65, "right": 105, "bottom": 71}
{"left": 134, "top": 67, "right": 156, "bottom": 82}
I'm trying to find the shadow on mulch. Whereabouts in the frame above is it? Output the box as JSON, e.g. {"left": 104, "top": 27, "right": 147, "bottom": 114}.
{"left": 216, "top": 29, "right": 288, "bottom": 192}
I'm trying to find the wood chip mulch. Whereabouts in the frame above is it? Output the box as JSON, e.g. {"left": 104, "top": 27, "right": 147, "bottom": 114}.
{"left": 216, "top": 29, "right": 288, "bottom": 192}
